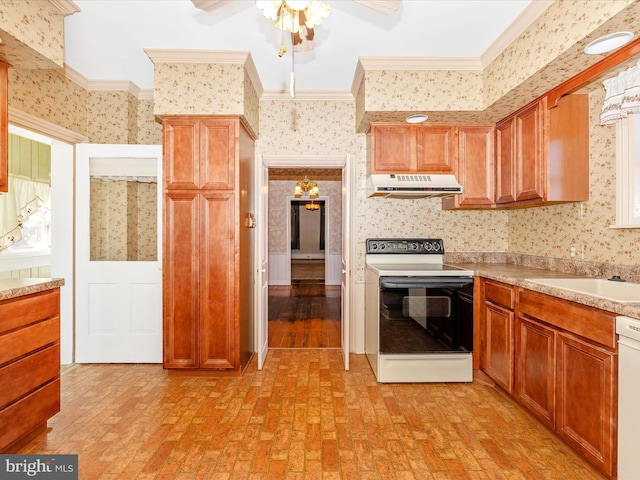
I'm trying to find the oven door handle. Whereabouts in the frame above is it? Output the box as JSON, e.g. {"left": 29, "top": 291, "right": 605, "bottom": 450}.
{"left": 380, "top": 277, "right": 473, "bottom": 289}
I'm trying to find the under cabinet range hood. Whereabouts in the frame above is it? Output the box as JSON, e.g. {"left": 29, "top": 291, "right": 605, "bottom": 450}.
{"left": 367, "top": 173, "right": 463, "bottom": 198}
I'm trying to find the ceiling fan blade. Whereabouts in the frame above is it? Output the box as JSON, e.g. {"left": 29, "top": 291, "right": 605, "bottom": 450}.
{"left": 191, "top": 0, "right": 232, "bottom": 12}
{"left": 352, "top": 0, "right": 402, "bottom": 15}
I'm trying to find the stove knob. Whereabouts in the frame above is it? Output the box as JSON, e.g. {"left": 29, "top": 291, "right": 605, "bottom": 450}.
{"left": 425, "top": 243, "right": 433, "bottom": 251}
{"left": 409, "top": 243, "right": 418, "bottom": 250}
{"left": 380, "top": 243, "right": 386, "bottom": 250}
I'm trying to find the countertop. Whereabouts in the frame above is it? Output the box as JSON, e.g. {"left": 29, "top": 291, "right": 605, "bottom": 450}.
{"left": 0, "top": 278, "right": 65, "bottom": 301}
{"left": 450, "top": 262, "right": 640, "bottom": 319}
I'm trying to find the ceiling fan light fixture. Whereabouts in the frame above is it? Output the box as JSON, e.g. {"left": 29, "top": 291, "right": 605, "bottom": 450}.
{"left": 584, "top": 31, "right": 634, "bottom": 55}
{"left": 285, "top": 0, "right": 311, "bottom": 10}
{"left": 406, "top": 114, "right": 428, "bottom": 124}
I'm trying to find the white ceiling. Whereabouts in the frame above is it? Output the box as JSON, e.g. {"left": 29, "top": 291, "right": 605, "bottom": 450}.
{"left": 63, "top": 0, "right": 539, "bottom": 93}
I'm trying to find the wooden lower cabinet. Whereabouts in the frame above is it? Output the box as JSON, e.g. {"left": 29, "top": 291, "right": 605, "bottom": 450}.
{"left": 481, "top": 280, "right": 515, "bottom": 392}
{"left": 556, "top": 333, "right": 616, "bottom": 477}
{"left": 0, "top": 288, "right": 61, "bottom": 451}
{"left": 514, "top": 288, "right": 617, "bottom": 478}
{"left": 515, "top": 316, "right": 555, "bottom": 429}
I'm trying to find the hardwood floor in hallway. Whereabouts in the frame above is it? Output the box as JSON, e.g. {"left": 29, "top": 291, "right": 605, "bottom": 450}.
{"left": 16, "top": 350, "right": 607, "bottom": 479}
{"left": 268, "top": 281, "right": 341, "bottom": 348}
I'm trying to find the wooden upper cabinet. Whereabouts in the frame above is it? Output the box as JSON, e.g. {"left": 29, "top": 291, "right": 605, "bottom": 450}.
{"left": 163, "top": 117, "right": 236, "bottom": 190}
{"left": 442, "top": 125, "right": 495, "bottom": 209}
{"left": 0, "top": 62, "right": 8, "bottom": 193}
{"left": 200, "top": 119, "right": 236, "bottom": 190}
{"left": 415, "top": 125, "right": 457, "bottom": 174}
{"left": 369, "top": 124, "right": 414, "bottom": 172}
{"left": 369, "top": 123, "right": 457, "bottom": 174}
{"left": 495, "top": 94, "right": 589, "bottom": 207}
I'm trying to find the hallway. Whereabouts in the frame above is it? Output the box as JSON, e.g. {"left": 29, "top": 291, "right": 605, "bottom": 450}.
{"left": 17, "top": 350, "right": 606, "bottom": 479}
{"left": 268, "top": 281, "right": 341, "bottom": 348}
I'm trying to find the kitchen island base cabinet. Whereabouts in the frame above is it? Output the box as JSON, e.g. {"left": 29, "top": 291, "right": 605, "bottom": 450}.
{"left": 0, "top": 288, "right": 61, "bottom": 451}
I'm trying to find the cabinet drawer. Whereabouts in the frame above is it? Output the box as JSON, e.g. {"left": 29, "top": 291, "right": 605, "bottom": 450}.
{"left": 518, "top": 289, "right": 616, "bottom": 349}
{"left": 0, "top": 379, "right": 60, "bottom": 451}
{"left": 0, "top": 317, "right": 60, "bottom": 366}
{"left": 0, "top": 344, "right": 60, "bottom": 410}
{"left": 485, "top": 280, "right": 514, "bottom": 309}
{"left": 0, "top": 289, "right": 60, "bottom": 335}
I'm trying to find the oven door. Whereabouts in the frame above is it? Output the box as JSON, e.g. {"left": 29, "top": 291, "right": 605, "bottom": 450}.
{"left": 378, "top": 276, "right": 473, "bottom": 354}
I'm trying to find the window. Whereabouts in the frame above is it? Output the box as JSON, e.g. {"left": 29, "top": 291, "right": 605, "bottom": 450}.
{"left": 614, "top": 113, "right": 640, "bottom": 228}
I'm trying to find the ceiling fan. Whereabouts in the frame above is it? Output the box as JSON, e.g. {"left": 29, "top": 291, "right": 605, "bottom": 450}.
{"left": 191, "top": 0, "right": 402, "bottom": 51}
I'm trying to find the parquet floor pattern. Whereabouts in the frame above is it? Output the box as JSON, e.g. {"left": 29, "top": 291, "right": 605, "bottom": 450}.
{"left": 18, "top": 350, "right": 606, "bottom": 480}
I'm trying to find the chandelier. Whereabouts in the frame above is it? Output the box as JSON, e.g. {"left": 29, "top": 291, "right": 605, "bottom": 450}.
{"left": 294, "top": 176, "right": 319, "bottom": 198}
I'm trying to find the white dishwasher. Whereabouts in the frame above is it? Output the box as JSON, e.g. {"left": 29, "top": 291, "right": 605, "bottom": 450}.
{"left": 617, "top": 315, "right": 640, "bottom": 479}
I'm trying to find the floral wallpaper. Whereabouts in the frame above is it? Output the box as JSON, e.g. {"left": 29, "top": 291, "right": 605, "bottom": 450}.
{"left": 0, "top": 0, "right": 65, "bottom": 68}
{"left": 90, "top": 179, "right": 157, "bottom": 261}
{"left": 268, "top": 180, "right": 342, "bottom": 256}
{"left": 509, "top": 88, "right": 640, "bottom": 266}
{"left": 9, "top": 68, "right": 88, "bottom": 135}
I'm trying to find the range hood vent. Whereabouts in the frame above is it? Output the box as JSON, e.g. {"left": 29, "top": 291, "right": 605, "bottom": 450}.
{"left": 367, "top": 173, "right": 463, "bottom": 198}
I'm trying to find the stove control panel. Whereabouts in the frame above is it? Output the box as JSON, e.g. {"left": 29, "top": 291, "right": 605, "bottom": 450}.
{"left": 366, "top": 238, "right": 444, "bottom": 254}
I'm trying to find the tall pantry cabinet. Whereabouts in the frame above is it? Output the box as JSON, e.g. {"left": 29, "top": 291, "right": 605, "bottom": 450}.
{"left": 162, "top": 116, "right": 255, "bottom": 375}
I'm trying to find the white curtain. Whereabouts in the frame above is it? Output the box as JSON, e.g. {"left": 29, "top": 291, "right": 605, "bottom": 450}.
{"left": 0, "top": 175, "right": 51, "bottom": 252}
{"left": 600, "top": 59, "right": 640, "bottom": 125}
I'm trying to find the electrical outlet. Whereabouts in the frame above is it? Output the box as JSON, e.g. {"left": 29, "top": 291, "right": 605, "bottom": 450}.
{"left": 570, "top": 246, "right": 577, "bottom": 258}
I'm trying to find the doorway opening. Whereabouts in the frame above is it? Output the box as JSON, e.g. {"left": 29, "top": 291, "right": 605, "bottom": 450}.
{"left": 267, "top": 167, "right": 342, "bottom": 348}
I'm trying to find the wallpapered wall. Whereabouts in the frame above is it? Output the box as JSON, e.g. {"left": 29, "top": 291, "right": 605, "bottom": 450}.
{"left": 90, "top": 179, "right": 157, "bottom": 261}
{"left": 509, "top": 88, "right": 640, "bottom": 265}
{"left": 268, "top": 180, "right": 342, "bottom": 257}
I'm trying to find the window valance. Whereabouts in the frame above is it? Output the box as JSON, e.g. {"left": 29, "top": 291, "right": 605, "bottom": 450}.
{"left": 600, "top": 59, "right": 640, "bottom": 125}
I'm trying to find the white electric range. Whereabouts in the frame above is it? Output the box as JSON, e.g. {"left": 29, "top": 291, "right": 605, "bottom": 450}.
{"left": 364, "top": 238, "right": 475, "bottom": 383}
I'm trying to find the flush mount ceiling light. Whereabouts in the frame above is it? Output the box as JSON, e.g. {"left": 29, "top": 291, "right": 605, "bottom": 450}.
{"left": 305, "top": 200, "right": 320, "bottom": 211}
{"left": 584, "top": 31, "right": 635, "bottom": 55}
{"left": 405, "top": 114, "right": 428, "bottom": 124}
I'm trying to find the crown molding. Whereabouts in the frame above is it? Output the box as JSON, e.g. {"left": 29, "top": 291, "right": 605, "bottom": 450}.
{"left": 481, "top": 0, "right": 554, "bottom": 67}
{"left": 244, "top": 53, "right": 264, "bottom": 98}
{"left": 357, "top": 57, "right": 483, "bottom": 71}
{"left": 144, "top": 49, "right": 251, "bottom": 65}
{"left": 261, "top": 91, "right": 354, "bottom": 101}
{"left": 9, "top": 107, "right": 88, "bottom": 144}
{"left": 49, "top": 0, "right": 80, "bottom": 15}
{"left": 351, "top": 61, "right": 365, "bottom": 97}
{"left": 62, "top": 64, "right": 154, "bottom": 100}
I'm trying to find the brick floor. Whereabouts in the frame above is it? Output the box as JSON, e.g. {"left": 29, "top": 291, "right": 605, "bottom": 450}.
{"left": 18, "top": 350, "right": 607, "bottom": 479}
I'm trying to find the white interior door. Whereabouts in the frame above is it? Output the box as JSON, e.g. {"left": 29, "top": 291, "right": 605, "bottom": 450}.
{"left": 75, "top": 144, "right": 162, "bottom": 363}
{"left": 256, "top": 160, "right": 269, "bottom": 369}
{"left": 341, "top": 159, "right": 350, "bottom": 370}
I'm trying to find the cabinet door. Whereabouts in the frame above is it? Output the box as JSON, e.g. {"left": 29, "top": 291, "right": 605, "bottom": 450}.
{"left": 415, "top": 125, "right": 457, "bottom": 173}
{"left": 0, "top": 62, "right": 7, "bottom": 193}
{"left": 163, "top": 118, "right": 200, "bottom": 190}
{"left": 514, "top": 102, "right": 544, "bottom": 202}
{"left": 445, "top": 125, "right": 495, "bottom": 209}
{"left": 483, "top": 302, "right": 514, "bottom": 393}
{"left": 515, "top": 316, "right": 555, "bottom": 429}
{"left": 163, "top": 191, "right": 200, "bottom": 368}
{"left": 495, "top": 118, "right": 515, "bottom": 204}
{"left": 199, "top": 192, "right": 237, "bottom": 369}
{"left": 200, "top": 119, "right": 236, "bottom": 190}
{"left": 556, "top": 333, "right": 616, "bottom": 477}
{"left": 370, "top": 124, "right": 414, "bottom": 173}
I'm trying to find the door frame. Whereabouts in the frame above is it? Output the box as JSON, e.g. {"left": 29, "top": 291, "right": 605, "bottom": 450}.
{"left": 287, "top": 196, "right": 330, "bottom": 285}
{"left": 9, "top": 108, "right": 87, "bottom": 365}
{"left": 258, "top": 154, "right": 353, "bottom": 368}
